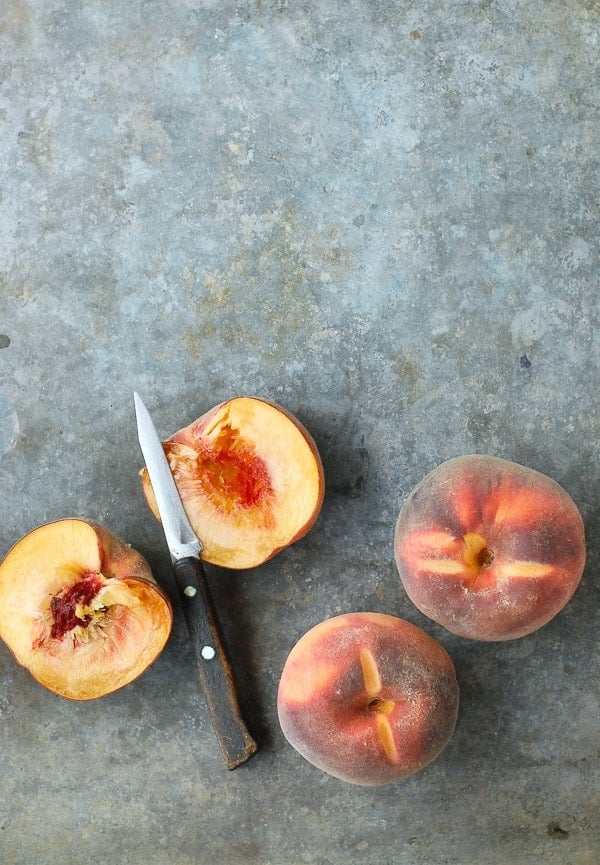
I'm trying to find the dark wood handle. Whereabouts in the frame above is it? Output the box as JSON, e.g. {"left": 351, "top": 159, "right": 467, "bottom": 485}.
{"left": 173, "top": 556, "right": 258, "bottom": 770}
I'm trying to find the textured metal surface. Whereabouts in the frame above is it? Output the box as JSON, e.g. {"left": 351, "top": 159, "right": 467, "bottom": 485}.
{"left": 0, "top": 2, "right": 599, "bottom": 864}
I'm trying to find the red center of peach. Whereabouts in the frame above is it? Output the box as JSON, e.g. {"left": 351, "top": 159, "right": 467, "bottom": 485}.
{"left": 179, "top": 422, "right": 275, "bottom": 514}
{"left": 201, "top": 444, "right": 273, "bottom": 509}
{"left": 50, "top": 574, "right": 104, "bottom": 640}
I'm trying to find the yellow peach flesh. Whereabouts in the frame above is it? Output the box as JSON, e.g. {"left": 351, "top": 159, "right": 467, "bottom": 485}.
{"left": 141, "top": 397, "right": 324, "bottom": 569}
{"left": 0, "top": 519, "right": 172, "bottom": 700}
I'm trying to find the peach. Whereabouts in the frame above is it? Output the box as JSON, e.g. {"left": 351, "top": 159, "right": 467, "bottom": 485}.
{"left": 277, "top": 612, "right": 459, "bottom": 786}
{"left": 394, "top": 455, "right": 586, "bottom": 641}
{"left": 140, "top": 396, "right": 324, "bottom": 570}
{"left": 0, "top": 519, "right": 173, "bottom": 699}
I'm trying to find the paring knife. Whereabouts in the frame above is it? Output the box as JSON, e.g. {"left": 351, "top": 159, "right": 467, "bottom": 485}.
{"left": 134, "top": 392, "right": 258, "bottom": 770}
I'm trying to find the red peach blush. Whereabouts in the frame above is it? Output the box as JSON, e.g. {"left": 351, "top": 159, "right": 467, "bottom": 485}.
{"left": 277, "top": 612, "right": 459, "bottom": 786}
{"left": 394, "top": 454, "right": 586, "bottom": 641}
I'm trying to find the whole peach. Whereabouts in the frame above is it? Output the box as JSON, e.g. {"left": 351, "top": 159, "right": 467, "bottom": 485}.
{"left": 394, "top": 455, "right": 586, "bottom": 641}
{"left": 277, "top": 612, "right": 459, "bottom": 786}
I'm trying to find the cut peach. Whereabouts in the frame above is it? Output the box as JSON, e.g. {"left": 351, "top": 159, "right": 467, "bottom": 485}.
{"left": 394, "top": 455, "right": 586, "bottom": 640}
{"left": 277, "top": 612, "right": 459, "bottom": 786}
{"left": 140, "top": 397, "right": 325, "bottom": 569}
{"left": 0, "top": 519, "right": 173, "bottom": 700}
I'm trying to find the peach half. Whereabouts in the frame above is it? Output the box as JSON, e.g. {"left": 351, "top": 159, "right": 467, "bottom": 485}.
{"left": 140, "top": 396, "right": 325, "bottom": 570}
{"left": 394, "top": 455, "right": 586, "bottom": 641}
{"left": 0, "top": 519, "right": 172, "bottom": 700}
{"left": 277, "top": 612, "right": 459, "bottom": 786}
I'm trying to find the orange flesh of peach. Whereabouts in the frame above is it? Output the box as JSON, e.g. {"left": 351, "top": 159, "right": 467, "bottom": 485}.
{"left": 193, "top": 420, "right": 274, "bottom": 511}
{"left": 141, "top": 397, "right": 324, "bottom": 569}
{"left": 0, "top": 519, "right": 172, "bottom": 700}
{"left": 163, "top": 436, "right": 276, "bottom": 530}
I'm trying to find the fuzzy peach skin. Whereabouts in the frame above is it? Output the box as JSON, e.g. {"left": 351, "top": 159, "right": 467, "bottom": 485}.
{"left": 0, "top": 519, "right": 173, "bottom": 700}
{"left": 140, "top": 396, "right": 325, "bottom": 570}
{"left": 277, "top": 612, "right": 459, "bottom": 786}
{"left": 394, "top": 455, "right": 586, "bottom": 641}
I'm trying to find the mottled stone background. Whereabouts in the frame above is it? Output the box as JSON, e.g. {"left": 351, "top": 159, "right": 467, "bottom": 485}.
{"left": 0, "top": 1, "right": 598, "bottom": 863}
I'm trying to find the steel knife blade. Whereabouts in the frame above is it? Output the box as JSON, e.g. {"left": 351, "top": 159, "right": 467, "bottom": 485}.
{"left": 134, "top": 392, "right": 257, "bottom": 770}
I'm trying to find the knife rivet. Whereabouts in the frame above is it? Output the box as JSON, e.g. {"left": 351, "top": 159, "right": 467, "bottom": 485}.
{"left": 201, "top": 645, "right": 216, "bottom": 660}
{"left": 183, "top": 585, "right": 197, "bottom": 597}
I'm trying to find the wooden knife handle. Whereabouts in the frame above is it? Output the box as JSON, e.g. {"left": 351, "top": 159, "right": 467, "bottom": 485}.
{"left": 173, "top": 556, "right": 258, "bottom": 770}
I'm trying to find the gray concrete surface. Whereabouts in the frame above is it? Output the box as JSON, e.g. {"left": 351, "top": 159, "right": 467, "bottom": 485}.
{"left": 0, "top": 1, "right": 599, "bottom": 863}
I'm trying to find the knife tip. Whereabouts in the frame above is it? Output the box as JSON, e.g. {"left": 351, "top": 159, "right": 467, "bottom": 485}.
{"left": 133, "top": 392, "right": 146, "bottom": 422}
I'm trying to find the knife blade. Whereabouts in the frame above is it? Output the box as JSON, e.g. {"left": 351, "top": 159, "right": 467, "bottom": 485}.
{"left": 134, "top": 392, "right": 257, "bottom": 770}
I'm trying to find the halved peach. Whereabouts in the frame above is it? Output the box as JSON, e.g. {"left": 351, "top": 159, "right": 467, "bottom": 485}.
{"left": 0, "top": 519, "right": 172, "bottom": 700}
{"left": 140, "top": 396, "right": 325, "bottom": 569}
{"left": 277, "top": 612, "right": 459, "bottom": 786}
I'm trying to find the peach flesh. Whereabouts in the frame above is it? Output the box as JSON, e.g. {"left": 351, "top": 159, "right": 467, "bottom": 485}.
{"left": 0, "top": 519, "right": 173, "bottom": 700}
{"left": 394, "top": 455, "right": 586, "bottom": 641}
{"left": 191, "top": 424, "right": 274, "bottom": 515}
{"left": 277, "top": 612, "right": 459, "bottom": 786}
{"left": 140, "top": 396, "right": 325, "bottom": 569}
